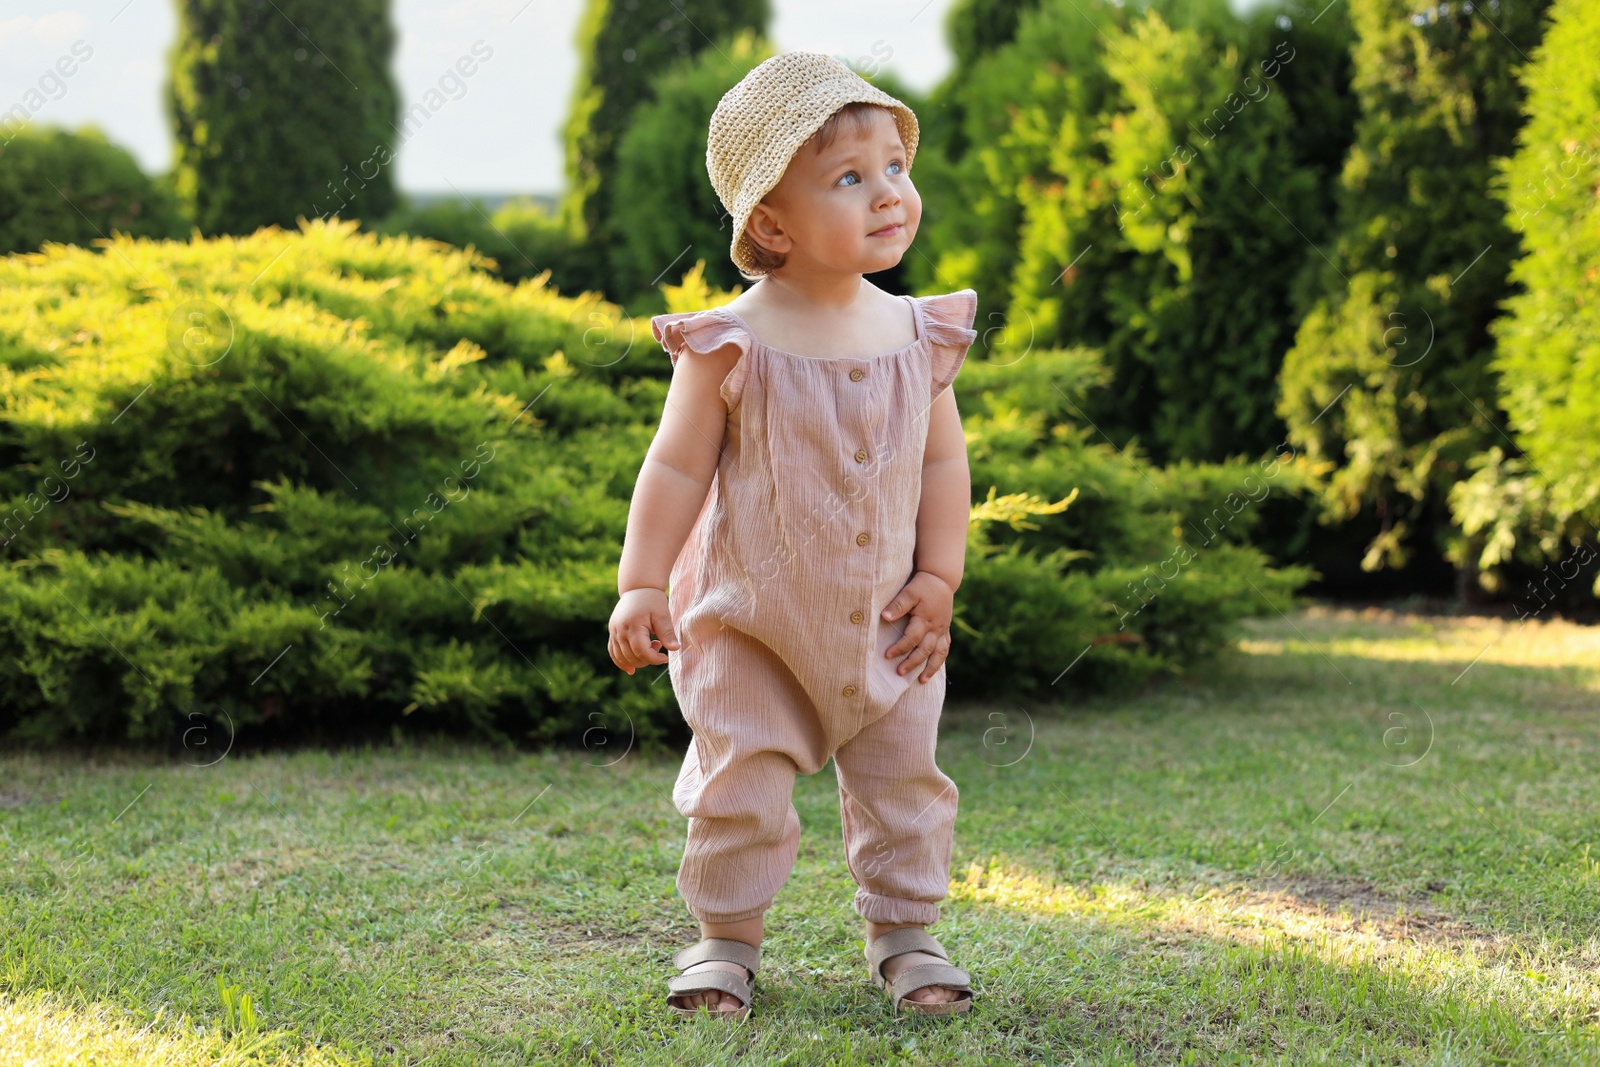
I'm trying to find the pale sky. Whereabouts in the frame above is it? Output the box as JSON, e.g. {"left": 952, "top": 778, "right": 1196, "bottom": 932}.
{"left": 0, "top": 0, "right": 977, "bottom": 196}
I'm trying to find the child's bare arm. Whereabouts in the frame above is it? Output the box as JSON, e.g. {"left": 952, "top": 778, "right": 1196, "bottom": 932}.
{"left": 609, "top": 341, "right": 741, "bottom": 673}
{"left": 912, "top": 386, "right": 970, "bottom": 592}
{"left": 618, "top": 340, "right": 741, "bottom": 592}
{"left": 882, "top": 387, "right": 970, "bottom": 682}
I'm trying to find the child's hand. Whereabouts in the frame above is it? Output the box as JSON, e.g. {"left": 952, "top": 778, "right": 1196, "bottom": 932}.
{"left": 608, "top": 587, "right": 679, "bottom": 675}
{"left": 881, "top": 570, "right": 955, "bottom": 683}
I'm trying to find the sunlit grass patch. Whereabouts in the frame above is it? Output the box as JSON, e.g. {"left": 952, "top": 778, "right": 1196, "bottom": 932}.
{"left": 1237, "top": 605, "right": 1600, "bottom": 681}
{"left": 0, "top": 986, "right": 355, "bottom": 1067}
{"left": 950, "top": 860, "right": 1600, "bottom": 1031}
{"left": 6, "top": 605, "right": 1600, "bottom": 1064}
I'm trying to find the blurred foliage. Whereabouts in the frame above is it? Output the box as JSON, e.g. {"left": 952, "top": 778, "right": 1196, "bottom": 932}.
{"left": 560, "top": 0, "right": 769, "bottom": 303}
{"left": 0, "top": 125, "right": 189, "bottom": 255}
{"left": 167, "top": 0, "right": 401, "bottom": 236}
{"left": 923, "top": 0, "right": 1355, "bottom": 467}
{"left": 1449, "top": 0, "right": 1600, "bottom": 596}
{"left": 368, "top": 196, "right": 590, "bottom": 294}
{"left": 946, "top": 0, "right": 1049, "bottom": 69}
{"left": 609, "top": 30, "right": 773, "bottom": 306}
{"left": 1275, "top": 0, "right": 1553, "bottom": 578}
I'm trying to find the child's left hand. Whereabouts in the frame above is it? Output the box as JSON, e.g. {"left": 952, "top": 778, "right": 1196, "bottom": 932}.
{"left": 881, "top": 570, "right": 955, "bottom": 683}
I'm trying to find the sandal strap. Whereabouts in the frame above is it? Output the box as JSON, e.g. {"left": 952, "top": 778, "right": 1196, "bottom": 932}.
{"left": 666, "top": 968, "right": 754, "bottom": 1006}
{"left": 865, "top": 927, "right": 948, "bottom": 977}
{"left": 672, "top": 937, "right": 761, "bottom": 977}
{"left": 885, "top": 962, "right": 973, "bottom": 1004}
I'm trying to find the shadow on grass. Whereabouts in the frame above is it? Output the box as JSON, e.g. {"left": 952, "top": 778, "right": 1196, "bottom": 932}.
{"left": 484, "top": 868, "right": 1600, "bottom": 1066}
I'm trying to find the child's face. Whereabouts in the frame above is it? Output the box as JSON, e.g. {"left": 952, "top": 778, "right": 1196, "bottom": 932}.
{"left": 747, "top": 107, "right": 921, "bottom": 276}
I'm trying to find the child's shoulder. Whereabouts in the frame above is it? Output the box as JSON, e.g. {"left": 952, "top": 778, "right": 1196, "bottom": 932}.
{"left": 650, "top": 303, "right": 750, "bottom": 369}
{"left": 650, "top": 304, "right": 751, "bottom": 410}
{"left": 649, "top": 287, "right": 978, "bottom": 364}
{"left": 913, "top": 289, "right": 980, "bottom": 355}
{"left": 915, "top": 288, "right": 979, "bottom": 336}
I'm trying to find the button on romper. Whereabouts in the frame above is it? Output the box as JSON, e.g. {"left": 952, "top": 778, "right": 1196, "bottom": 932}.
{"left": 650, "top": 288, "right": 979, "bottom": 927}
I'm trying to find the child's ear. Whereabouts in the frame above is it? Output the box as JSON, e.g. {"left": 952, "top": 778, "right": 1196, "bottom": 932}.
{"left": 746, "top": 204, "right": 791, "bottom": 256}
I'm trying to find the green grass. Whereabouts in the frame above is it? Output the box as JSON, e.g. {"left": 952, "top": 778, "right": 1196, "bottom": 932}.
{"left": 4, "top": 604, "right": 1600, "bottom": 1065}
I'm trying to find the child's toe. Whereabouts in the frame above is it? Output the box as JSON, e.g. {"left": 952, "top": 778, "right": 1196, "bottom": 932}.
{"left": 907, "top": 984, "right": 956, "bottom": 1003}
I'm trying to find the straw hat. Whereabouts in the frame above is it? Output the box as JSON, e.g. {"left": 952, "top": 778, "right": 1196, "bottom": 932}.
{"left": 707, "top": 51, "right": 920, "bottom": 276}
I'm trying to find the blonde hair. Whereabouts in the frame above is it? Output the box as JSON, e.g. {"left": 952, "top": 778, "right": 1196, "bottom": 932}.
{"left": 739, "top": 101, "right": 902, "bottom": 280}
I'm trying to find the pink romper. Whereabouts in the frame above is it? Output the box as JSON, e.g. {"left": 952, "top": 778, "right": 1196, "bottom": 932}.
{"left": 650, "top": 288, "right": 978, "bottom": 926}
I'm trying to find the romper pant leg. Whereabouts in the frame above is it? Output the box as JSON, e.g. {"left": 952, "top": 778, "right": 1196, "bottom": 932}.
{"left": 833, "top": 663, "right": 957, "bottom": 926}
{"left": 671, "top": 627, "right": 828, "bottom": 924}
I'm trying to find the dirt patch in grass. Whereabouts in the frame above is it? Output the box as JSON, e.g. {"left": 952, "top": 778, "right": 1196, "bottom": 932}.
{"left": 0, "top": 788, "right": 61, "bottom": 809}
{"left": 1208, "top": 874, "right": 1499, "bottom": 949}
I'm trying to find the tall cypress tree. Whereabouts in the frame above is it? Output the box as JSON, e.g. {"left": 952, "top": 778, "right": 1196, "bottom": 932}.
{"left": 168, "top": 0, "right": 400, "bottom": 236}
{"left": 560, "top": 0, "right": 768, "bottom": 299}
{"left": 1275, "top": 0, "right": 1551, "bottom": 580}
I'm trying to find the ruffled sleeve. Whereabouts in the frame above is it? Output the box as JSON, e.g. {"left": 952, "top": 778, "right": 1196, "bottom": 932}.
{"left": 919, "top": 289, "right": 979, "bottom": 402}
{"left": 649, "top": 306, "right": 753, "bottom": 412}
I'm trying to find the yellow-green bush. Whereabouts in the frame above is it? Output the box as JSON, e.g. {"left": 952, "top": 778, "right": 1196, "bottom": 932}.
{"left": 0, "top": 220, "right": 1309, "bottom": 747}
{"left": 1, "top": 219, "right": 657, "bottom": 747}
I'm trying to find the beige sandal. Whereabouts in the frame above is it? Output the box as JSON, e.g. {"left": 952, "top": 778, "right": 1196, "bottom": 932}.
{"left": 865, "top": 927, "right": 974, "bottom": 1016}
{"left": 666, "top": 937, "right": 760, "bottom": 1020}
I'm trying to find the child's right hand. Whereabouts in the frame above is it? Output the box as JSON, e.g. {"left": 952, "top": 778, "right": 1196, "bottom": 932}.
{"left": 608, "top": 587, "right": 680, "bottom": 674}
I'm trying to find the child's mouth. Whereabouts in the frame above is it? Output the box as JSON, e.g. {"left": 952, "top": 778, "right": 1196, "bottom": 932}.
{"left": 869, "top": 224, "right": 903, "bottom": 237}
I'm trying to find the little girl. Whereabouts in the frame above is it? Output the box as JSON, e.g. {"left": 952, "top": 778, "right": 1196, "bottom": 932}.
{"left": 607, "top": 51, "right": 979, "bottom": 1019}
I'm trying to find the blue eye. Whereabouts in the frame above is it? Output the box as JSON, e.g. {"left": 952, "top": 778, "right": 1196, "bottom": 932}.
{"left": 837, "top": 161, "right": 905, "bottom": 187}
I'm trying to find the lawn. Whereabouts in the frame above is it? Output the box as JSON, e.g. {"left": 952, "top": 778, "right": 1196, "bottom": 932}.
{"left": 4, "top": 605, "right": 1599, "bottom": 1065}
